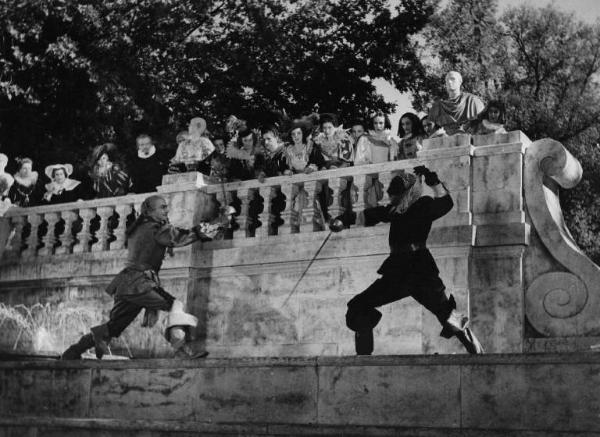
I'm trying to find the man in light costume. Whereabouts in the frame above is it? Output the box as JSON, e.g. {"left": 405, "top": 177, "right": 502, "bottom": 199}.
{"left": 62, "top": 195, "right": 228, "bottom": 360}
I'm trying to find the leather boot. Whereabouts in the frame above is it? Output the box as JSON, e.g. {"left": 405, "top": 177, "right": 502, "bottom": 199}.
{"left": 61, "top": 333, "right": 95, "bottom": 360}
{"left": 455, "top": 327, "right": 484, "bottom": 354}
{"left": 355, "top": 330, "right": 374, "bottom": 355}
{"left": 90, "top": 325, "right": 111, "bottom": 359}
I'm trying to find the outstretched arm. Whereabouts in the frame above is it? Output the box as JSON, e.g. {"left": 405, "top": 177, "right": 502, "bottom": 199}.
{"left": 155, "top": 222, "right": 223, "bottom": 247}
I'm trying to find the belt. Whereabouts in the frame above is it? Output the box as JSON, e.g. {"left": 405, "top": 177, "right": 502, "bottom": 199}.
{"left": 390, "top": 242, "right": 427, "bottom": 254}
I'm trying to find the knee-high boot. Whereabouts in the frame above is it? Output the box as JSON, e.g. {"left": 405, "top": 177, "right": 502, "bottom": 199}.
{"left": 61, "top": 333, "right": 95, "bottom": 360}
{"left": 91, "top": 324, "right": 111, "bottom": 359}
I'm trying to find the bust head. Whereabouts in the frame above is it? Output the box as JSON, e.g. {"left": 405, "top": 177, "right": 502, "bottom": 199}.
{"left": 445, "top": 71, "right": 463, "bottom": 96}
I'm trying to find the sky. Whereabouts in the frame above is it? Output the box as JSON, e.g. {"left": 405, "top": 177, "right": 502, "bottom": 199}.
{"left": 378, "top": 0, "right": 600, "bottom": 132}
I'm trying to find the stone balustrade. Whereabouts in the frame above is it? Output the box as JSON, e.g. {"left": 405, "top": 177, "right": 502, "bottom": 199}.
{"left": 0, "top": 193, "right": 150, "bottom": 259}
{"left": 0, "top": 131, "right": 598, "bottom": 358}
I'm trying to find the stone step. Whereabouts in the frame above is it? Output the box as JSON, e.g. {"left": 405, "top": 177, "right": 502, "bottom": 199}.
{"left": 1, "top": 353, "right": 599, "bottom": 436}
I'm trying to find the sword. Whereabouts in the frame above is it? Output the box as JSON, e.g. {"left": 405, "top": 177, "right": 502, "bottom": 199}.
{"left": 281, "top": 230, "right": 333, "bottom": 308}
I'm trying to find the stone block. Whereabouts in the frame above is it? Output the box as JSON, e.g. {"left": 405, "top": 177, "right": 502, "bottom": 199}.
{"left": 470, "top": 286, "right": 523, "bottom": 353}
{"left": 470, "top": 248, "right": 523, "bottom": 289}
{"left": 472, "top": 189, "right": 522, "bottom": 216}
{"left": 422, "top": 134, "right": 471, "bottom": 150}
{"left": 194, "top": 365, "right": 317, "bottom": 423}
{"left": 473, "top": 153, "right": 522, "bottom": 192}
{"left": 475, "top": 223, "right": 530, "bottom": 246}
{"left": 317, "top": 364, "right": 461, "bottom": 427}
{"left": 471, "top": 130, "right": 527, "bottom": 147}
{"left": 461, "top": 363, "right": 600, "bottom": 431}
{"left": 89, "top": 368, "right": 199, "bottom": 421}
{"left": 298, "top": 297, "right": 349, "bottom": 343}
{"left": 0, "top": 368, "right": 91, "bottom": 417}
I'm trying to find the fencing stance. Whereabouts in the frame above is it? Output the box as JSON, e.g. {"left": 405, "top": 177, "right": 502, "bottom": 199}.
{"left": 62, "top": 195, "right": 227, "bottom": 359}
{"left": 330, "top": 166, "right": 484, "bottom": 355}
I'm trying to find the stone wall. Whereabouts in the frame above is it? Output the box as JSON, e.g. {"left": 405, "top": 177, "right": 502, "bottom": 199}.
{"left": 1, "top": 353, "right": 599, "bottom": 436}
{"left": 0, "top": 131, "right": 598, "bottom": 358}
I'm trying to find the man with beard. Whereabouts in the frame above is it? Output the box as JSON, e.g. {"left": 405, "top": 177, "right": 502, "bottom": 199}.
{"left": 61, "top": 195, "right": 228, "bottom": 360}
{"left": 330, "top": 166, "right": 484, "bottom": 355}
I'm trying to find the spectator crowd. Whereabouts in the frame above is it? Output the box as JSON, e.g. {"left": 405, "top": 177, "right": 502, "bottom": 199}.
{"left": 0, "top": 72, "right": 507, "bottom": 212}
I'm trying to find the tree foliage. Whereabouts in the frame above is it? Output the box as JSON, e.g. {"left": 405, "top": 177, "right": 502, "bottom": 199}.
{"left": 0, "top": 0, "right": 433, "bottom": 170}
{"left": 416, "top": 0, "right": 600, "bottom": 264}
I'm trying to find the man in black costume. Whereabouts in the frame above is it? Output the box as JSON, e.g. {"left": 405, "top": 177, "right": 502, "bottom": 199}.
{"left": 330, "top": 166, "right": 483, "bottom": 355}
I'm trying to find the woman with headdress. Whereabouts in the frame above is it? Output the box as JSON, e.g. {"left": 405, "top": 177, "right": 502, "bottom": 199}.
{"left": 313, "top": 113, "right": 354, "bottom": 169}
{"left": 8, "top": 157, "right": 42, "bottom": 207}
{"left": 284, "top": 120, "right": 325, "bottom": 174}
{"left": 397, "top": 112, "right": 427, "bottom": 160}
{"left": 42, "top": 163, "right": 86, "bottom": 204}
{"left": 469, "top": 100, "right": 507, "bottom": 135}
{"left": 89, "top": 143, "right": 131, "bottom": 198}
{"left": 355, "top": 111, "right": 399, "bottom": 165}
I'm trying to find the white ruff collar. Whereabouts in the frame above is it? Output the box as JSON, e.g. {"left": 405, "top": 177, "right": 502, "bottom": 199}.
{"left": 14, "top": 171, "right": 38, "bottom": 187}
{"left": 45, "top": 178, "right": 81, "bottom": 194}
{"left": 138, "top": 145, "right": 156, "bottom": 159}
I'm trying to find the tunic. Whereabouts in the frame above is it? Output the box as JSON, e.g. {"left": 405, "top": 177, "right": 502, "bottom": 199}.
{"left": 106, "top": 219, "right": 208, "bottom": 298}
{"left": 429, "top": 92, "right": 485, "bottom": 135}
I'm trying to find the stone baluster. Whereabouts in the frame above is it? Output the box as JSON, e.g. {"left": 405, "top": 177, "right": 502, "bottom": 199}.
{"left": 299, "top": 180, "right": 318, "bottom": 233}
{"left": 92, "top": 206, "right": 115, "bottom": 252}
{"left": 55, "top": 210, "right": 78, "bottom": 255}
{"left": 23, "top": 213, "right": 43, "bottom": 258}
{"left": 377, "top": 171, "right": 394, "bottom": 206}
{"left": 112, "top": 203, "right": 133, "bottom": 250}
{"left": 351, "top": 174, "right": 368, "bottom": 216}
{"left": 38, "top": 212, "right": 60, "bottom": 256}
{"left": 279, "top": 183, "right": 298, "bottom": 235}
{"left": 257, "top": 186, "right": 275, "bottom": 238}
{"left": 7, "top": 215, "right": 26, "bottom": 256}
{"left": 73, "top": 208, "right": 96, "bottom": 254}
{"left": 234, "top": 189, "right": 253, "bottom": 240}
{"left": 327, "top": 177, "right": 346, "bottom": 220}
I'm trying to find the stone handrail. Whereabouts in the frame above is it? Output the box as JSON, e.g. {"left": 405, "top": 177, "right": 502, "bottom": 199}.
{"left": 523, "top": 138, "right": 600, "bottom": 337}
{"left": 0, "top": 152, "right": 470, "bottom": 260}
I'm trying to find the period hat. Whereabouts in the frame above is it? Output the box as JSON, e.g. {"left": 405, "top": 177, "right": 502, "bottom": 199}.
{"left": 44, "top": 163, "right": 73, "bottom": 180}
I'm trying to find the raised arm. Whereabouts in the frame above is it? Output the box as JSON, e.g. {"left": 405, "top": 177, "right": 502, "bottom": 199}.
{"left": 154, "top": 223, "right": 220, "bottom": 247}
{"left": 414, "top": 166, "right": 454, "bottom": 220}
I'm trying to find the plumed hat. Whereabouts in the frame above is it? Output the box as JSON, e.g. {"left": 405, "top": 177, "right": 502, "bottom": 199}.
{"left": 45, "top": 163, "right": 73, "bottom": 179}
{"left": 387, "top": 172, "right": 417, "bottom": 196}
{"left": 91, "top": 142, "right": 119, "bottom": 165}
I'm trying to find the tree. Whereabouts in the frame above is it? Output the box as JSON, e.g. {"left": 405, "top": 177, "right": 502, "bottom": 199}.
{"left": 0, "top": 0, "right": 434, "bottom": 172}
{"left": 416, "top": 0, "right": 600, "bottom": 265}
{"left": 413, "top": 1, "right": 600, "bottom": 142}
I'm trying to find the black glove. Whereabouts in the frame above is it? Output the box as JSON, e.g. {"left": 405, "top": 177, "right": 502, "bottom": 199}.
{"left": 329, "top": 218, "right": 344, "bottom": 233}
{"left": 424, "top": 171, "right": 441, "bottom": 186}
{"left": 413, "top": 165, "right": 429, "bottom": 177}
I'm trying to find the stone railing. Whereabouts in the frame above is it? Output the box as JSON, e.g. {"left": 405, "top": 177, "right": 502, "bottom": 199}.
{"left": 0, "top": 150, "right": 470, "bottom": 260}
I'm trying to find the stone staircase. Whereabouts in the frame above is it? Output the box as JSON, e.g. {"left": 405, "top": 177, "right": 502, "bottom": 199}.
{"left": 1, "top": 353, "right": 599, "bottom": 436}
